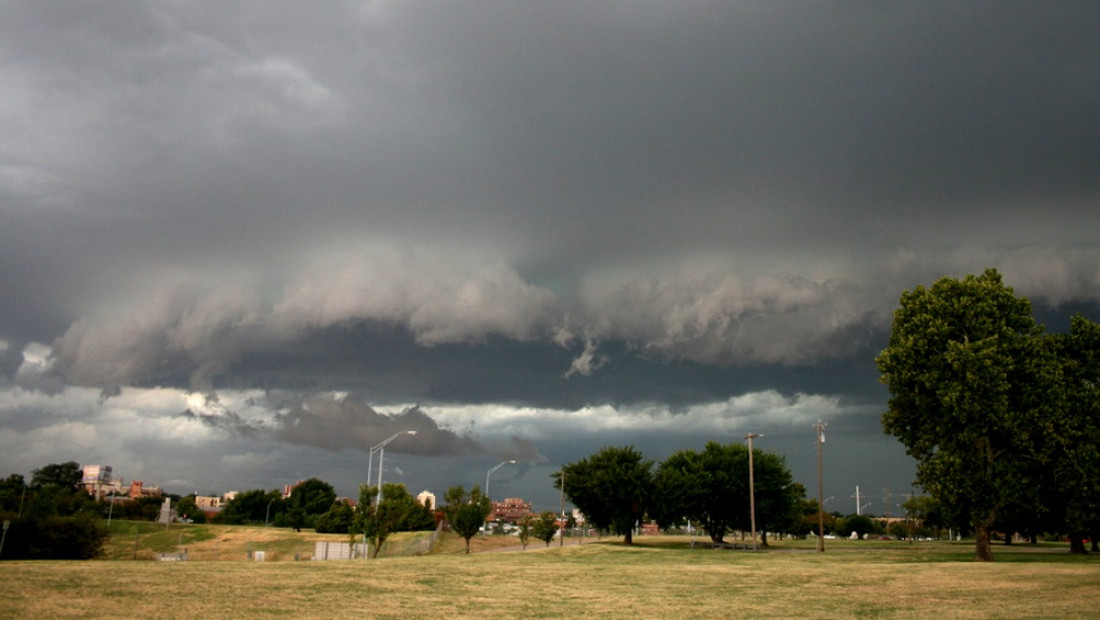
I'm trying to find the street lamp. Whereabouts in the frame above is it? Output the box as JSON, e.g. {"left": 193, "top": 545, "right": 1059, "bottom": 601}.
{"left": 745, "top": 433, "right": 762, "bottom": 551}
{"left": 815, "top": 420, "right": 827, "bottom": 553}
{"left": 265, "top": 497, "right": 275, "bottom": 528}
{"left": 483, "top": 460, "right": 516, "bottom": 537}
{"left": 370, "top": 430, "right": 417, "bottom": 506}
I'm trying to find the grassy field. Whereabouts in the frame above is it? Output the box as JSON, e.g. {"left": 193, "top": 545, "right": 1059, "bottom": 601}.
{"left": 2, "top": 526, "right": 1099, "bottom": 619}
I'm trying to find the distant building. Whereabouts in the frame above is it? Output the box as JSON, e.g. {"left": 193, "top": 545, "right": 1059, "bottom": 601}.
{"left": 490, "top": 497, "right": 533, "bottom": 524}
{"left": 129, "top": 480, "right": 163, "bottom": 498}
{"left": 417, "top": 490, "right": 436, "bottom": 510}
{"left": 195, "top": 495, "right": 223, "bottom": 509}
{"left": 81, "top": 465, "right": 127, "bottom": 498}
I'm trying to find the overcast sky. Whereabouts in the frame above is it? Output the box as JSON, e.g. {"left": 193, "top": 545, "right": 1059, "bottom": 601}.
{"left": 3, "top": 1, "right": 1099, "bottom": 515}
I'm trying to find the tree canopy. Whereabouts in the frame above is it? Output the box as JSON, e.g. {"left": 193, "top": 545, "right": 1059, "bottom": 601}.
{"left": 1047, "top": 314, "right": 1100, "bottom": 551}
{"left": 214, "top": 488, "right": 284, "bottom": 526}
{"left": 443, "top": 485, "right": 492, "bottom": 554}
{"left": 652, "top": 441, "right": 797, "bottom": 545}
{"left": 286, "top": 477, "right": 337, "bottom": 531}
{"left": 354, "top": 482, "right": 434, "bottom": 557}
{"left": 878, "top": 269, "right": 1099, "bottom": 560}
{"left": 31, "top": 461, "right": 83, "bottom": 490}
{"left": 558, "top": 445, "right": 652, "bottom": 545}
{"left": 531, "top": 510, "right": 560, "bottom": 547}
{"left": 1, "top": 462, "right": 107, "bottom": 559}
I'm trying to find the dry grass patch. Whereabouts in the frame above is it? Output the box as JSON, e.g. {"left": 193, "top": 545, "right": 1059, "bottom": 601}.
{"left": 3, "top": 535, "right": 1099, "bottom": 619}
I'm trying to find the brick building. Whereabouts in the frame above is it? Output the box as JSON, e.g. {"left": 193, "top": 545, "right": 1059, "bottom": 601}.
{"left": 489, "top": 497, "right": 533, "bottom": 524}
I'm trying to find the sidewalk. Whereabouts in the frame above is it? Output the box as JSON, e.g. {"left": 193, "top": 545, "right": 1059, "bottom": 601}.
{"left": 479, "top": 537, "right": 594, "bottom": 553}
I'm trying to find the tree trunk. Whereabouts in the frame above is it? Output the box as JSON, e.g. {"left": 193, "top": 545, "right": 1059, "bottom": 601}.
{"left": 623, "top": 529, "right": 633, "bottom": 545}
{"left": 973, "top": 521, "right": 994, "bottom": 562}
{"left": 760, "top": 530, "right": 769, "bottom": 548}
{"left": 1069, "top": 536, "right": 1088, "bottom": 555}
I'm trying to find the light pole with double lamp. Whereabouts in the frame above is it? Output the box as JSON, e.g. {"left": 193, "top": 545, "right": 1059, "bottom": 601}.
{"left": 815, "top": 420, "right": 827, "bottom": 552}
{"left": 484, "top": 460, "right": 516, "bottom": 537}
{"left": 369, "top": 430, "right": 417, "bottom": 507}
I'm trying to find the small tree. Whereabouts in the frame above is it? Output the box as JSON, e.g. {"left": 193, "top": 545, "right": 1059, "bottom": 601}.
{"left": 175, "top": 495, "right": 201, "bottom": 523}
{"left": 903, "top": 495, "right": 946, "bottom": 540}
{"left": 531, "top": 511, "right": 560, "bottom": 547}
{"left": 518, "top": 516, "right": 532, "bottom": 550}
{"left": 443, "top": 485, "right": 492, "bottom": 554}
{"left": 842, "top": 514, "right": 876, "bottom": 540}
{"left": 355, "top": 483, "right": 425, "bottom": 558}
{"left": 887, "top": 520, "right": 910, "bottom": 540}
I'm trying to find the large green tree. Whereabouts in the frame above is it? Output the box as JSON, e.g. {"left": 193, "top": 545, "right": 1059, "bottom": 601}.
{"left": 1047, "top": 314, "right": 1100, "bottom": 552}
{"left": 652, "top": 442, "right": 747, "bottom": 543}
{"left": 652, "top": 442, "right": 797, "bottom": 545}
{"left": 558, "top": 446, "right": 652, "bottom": 545}
{"left": 443, "top": 485, "right": 492, "bottom": 554}
{"left": 877, "top": 269, "right": 1052, "bottom": 561}
{"left": 285, "top": 478, "right": 337, "bottom": 531}
{"left": 750, "top": 451, "right": 799, "bottom": 546}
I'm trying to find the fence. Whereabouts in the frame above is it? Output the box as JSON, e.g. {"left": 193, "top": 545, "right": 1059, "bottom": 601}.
{"left": 313, "top": 525, "right": 440, "bottom": 561}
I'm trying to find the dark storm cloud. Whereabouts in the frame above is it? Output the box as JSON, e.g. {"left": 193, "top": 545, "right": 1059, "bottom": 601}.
{"left": 272, "top": 394, "right": 482, "bottom": 455}
{"left": 262, "top": 391, "right": 544, "bottom": 463}
{"left": 2, "top": 1, "right": 1098, "bottom": 504}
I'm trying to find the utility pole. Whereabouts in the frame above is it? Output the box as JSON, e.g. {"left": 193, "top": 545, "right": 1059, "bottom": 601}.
{"left": 745, "top": 433, "right": 762, "bottom": 551}
{"left": 882, "top": 486, "right": 891, "bottom": 523}
{"left": 559, "top": 469, "right": 565, "bottom": 547}
{"left": 815, "top": 420, "right": 827, "bottom": 553}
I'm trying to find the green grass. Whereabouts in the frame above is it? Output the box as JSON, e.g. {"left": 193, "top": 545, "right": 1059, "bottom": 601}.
{"left": 3, "top": 530, "right": 1099, "bottom": 619}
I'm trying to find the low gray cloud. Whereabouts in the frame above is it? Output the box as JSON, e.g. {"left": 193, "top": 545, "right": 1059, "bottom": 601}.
{"left": 273, "top": 395, "right": 482, "bottom": 456}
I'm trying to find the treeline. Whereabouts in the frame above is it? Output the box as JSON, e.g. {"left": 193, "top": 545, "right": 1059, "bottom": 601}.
{"left": 0, "top": 463, "right": 446, "bottom": 560}
{"left": 0, "top": 462, "right": 109, "bottom": 559}
{"left": 557, "top": 443, "right": 817, "bottom": 546}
